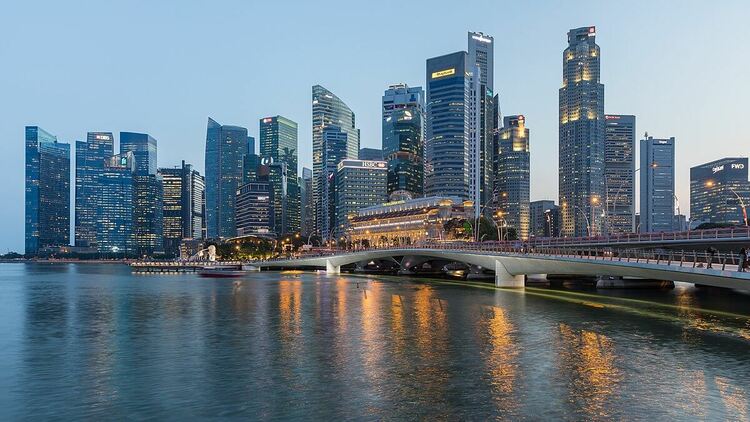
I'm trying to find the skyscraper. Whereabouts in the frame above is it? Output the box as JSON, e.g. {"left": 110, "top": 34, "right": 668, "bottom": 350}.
{"left": 559, "top": 26, "right": 605, "bottom": 237}
{"left": 260, "top": 116, "right": 300, "bottom": 234}
{"left": 120, "top": 132, "right": 162, "bottom": 256}
{"left": 358, "top": 148, "right": 383, "bottom": 161}
{"left": 495, "top": 115, "right": 530, "bottom": 240}
{"left": 205, "top": 117, "right": 250, "bottom": 238}
{"left": 425, "top": 51, "right": 471, "bottom": 200}
{"left": 382, "top": 84, "right": 424, "bottom": 200}
{"left": 604, "top": 115, "right": 636, "bottom": 234}
{"left": 468, "top": 31, "right": 495, "bottom": 214}
{"left": 300, "top": 167, "right": 313, "bottom": 237}
{"left": 639, "top": 136, "right": 675, "bottom": 233}
{"left": 530, "top": 200, "right": 559, "bottom": 238}
{"left": 318, "top": 125, "right": 349, "bottom": 241}
{"left": 335, "top": 160, "right": 388, "bottom": 238}
{"left": 690, "top": 158, "right": 750, "bottom": 226}
{"left": 25, "top": 126, "right": 70, "bottom": 255}
{"left": 76, "top": 132, "right": 114, "bottom": 246}
{"left": 159, "top": 161, "right": 205, "bottom": 257}
{"left": 235, "top": 182, "right": 273, "bottom": 237}
{"left": 97, "top": 152, "right": 135, "bottom": 255}
{"left": 312, "top": 85, "right": 359, "bottom": 234}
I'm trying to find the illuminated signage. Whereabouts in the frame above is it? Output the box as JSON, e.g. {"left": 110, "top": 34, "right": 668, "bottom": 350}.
{"left": 605, "top": 115, "right": 620, "bottom": 120}
{"left": 518, "top": 115, "right": 525, "bottom": 121}
{"left": 338, "top": 160, "right": 387, "bottom": 170}
{"left": 120, "top": 157, "right": 128, "bottom": 166}
{"left": 431, "top": 68, "right": 456, "bottom": 79}
{"left": 261, "top": 157, "right": 273, "bottom": 166}
{"left": 95, "top": 134, "right": 111, "bottom": 140}
{"left": 471, "top": 34, "right": 492, "bottom": 43}
{"left": 713, "top": 165, "right": 724, "bottom": 173}
{"left": 732, "top": 163, "right": 745, "bottom": 170}
{"left": 588, "top": 26, "right": 596, "bottom": 36}
{"left": 262, "top": 117, "right": 273, "bottom": 123}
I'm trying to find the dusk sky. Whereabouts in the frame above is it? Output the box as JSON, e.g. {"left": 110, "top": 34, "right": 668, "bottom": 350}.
{"left": 2, "top": 0, "right": 748, "bottom": 252}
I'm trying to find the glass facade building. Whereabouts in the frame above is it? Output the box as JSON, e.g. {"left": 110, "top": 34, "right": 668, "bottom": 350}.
{"left": 96, "top": 152, "right": 136, "bottom": 255}
{"left": 205, "top": 117, "right": 251, "bottom": 238}
{"left": 25, "top": 126, "right": 70, "bottom": 255}
{"left": 76, "top": 132, "right": 114, "bottom": 247}
{"left": 639, "top": 136, "right": 675, "bottom": 233}
{"left": 335, "top": 160, "right": 388, "bottom": 238}
{"left": 300, "top": 167, "right": 313, "bottom": 237}
{"left": 235, "top": 182, "right": 274, "bottom": 237}
{"left": 604, "top": 115, "right": 636, "bottom": 234}
{"left": 312, "top": 85, "right": 360, "bottom": 235}
{"left": 358, "top": 148, "right": 383, "bottom": 161}
{"left": 559, "top": 26, "right": 605, "bottom": 237}
{"left": 530, "top": 200, "right": 559, "bottom": 238}
{"left": 159, "top": 161, "right": 205, "bottom": 257}
{"left": 318, "top": 126, "right": 349, "bottom": 241}
{"left": 495, "top": 115, "right": 530, "bottom": 240}
{"left": 468, "top": 32, "right": 496, "bottom": 214}
{"left": 260, "top": 116, "right": 300, "bottom": 234}
{"left": 382, "top": 84, "right": 424, "bottom": 200}
{"left": 690, "top": 158, "right": 750, "bottom": 226}
{"left": 425, "top": 51, "right": 471, "bottom": 200}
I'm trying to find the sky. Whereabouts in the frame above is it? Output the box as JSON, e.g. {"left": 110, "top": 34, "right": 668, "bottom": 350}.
{"left": 2, "top": 0, "right": 749, "bottom": 252}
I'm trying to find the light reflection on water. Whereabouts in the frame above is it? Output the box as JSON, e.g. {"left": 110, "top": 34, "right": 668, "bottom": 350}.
{"left": 0, "top": 263, "right": 749, "bottom": 420}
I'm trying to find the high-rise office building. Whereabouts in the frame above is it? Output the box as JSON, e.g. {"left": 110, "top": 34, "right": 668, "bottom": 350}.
{"left": 243, "top": 136, "right": 261, "bottom": 185}
{"left": 300, "top": 167, "right": 313, "bottom": 237}
{"left": 559, "top": 26, "right": 605, "bottom": 237}
{"left": 25, "top": 126, "right": 70, "bottom": 255}
{"left": 530, "top": 200, "right": 559, "bottom": 238}
{"left": 97, "top": 152, "right": 136, "bottom": 255}
{"left": 495, "top": 115, "right": 530, "bottom": 240}
{"left": 235, "top": 182, "right": 273, "bottom": 237}
{"left": 159, "top": 161, "right": 205, "bottom": 257}
{"left": 318, "top": 125, "right": 349, "bottom": 241}
{"left": 120, "top": 132, "right": 162, "bottom": 256}
{"left": 468, "top": 31, "right": 495, "bottom": 215}
{"left": 382, "top": 84, "right": 424, "bottom": 200}
{"left": 690, "top": 158, "right": 750, "bottom": 226}
{"left": 205, "top": 117, "right": 250, "bottom": 238}
{"left": 76, "top": 132, "right": 114, "bottom": 246}
{"left": 260, "top": 116, "right": 300, "bottom": 234}
{"left": 335, "top": 160, "right": 388, "bottom": 238}
{"left": 639, "top": 136, "right": 675, "bottom": 233}
{"left": 312, "top": 85, "right": 360, "bottom": 234}
{"left": 425, "top": 52, "right": 471, "bottom": 200}
{"left": 604, "top": 115, "right": 636, "bottom": 234}
{"left": 359, "top": 148, "right": 383, "bottom": 161}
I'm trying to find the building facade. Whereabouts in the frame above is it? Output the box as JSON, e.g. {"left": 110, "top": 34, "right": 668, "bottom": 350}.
{"left": 205, "top": 117, "right": 251, "bottom": 238}
{"left": 530, "top": 200, "right": 556, "bottom": 238}
{"left": 312, "top": 85, "right": 360, "bottom": 234}
{"left": 235, "top": 182, "right": 274, "bottom": 237}
{"left": 76, "top": 132, "right": 114, "bottom": 247}
{"left": 382, "top": 84, "right": 424, "bottom": 200}
{"left": 690, "top": 157, "right": 750, "bottom": 226}
{"left": 359, "top": 148, "right": 383, "bottom": 161}
{"left": 425, "top": 52, "right": 471, "bottom": 200}
{"left": 495, "top": 115, "right": 530, "bottom": 240}
{"left": 559, "top": 26, "right": 605, "bottom": 237}
{"left": 260, "top": 116, "right": 300, "bottom": 234}
{"left": 335, "top": 160, "right": 388, "bottom": 238}
{"left": 604, "top": 115, "right": 636, "bottom": 234}
{"left": 25, "top": 126, "right": 70, "bottom": 255}
{"left": 159, "top": 161, "right": 205, "bottom": 257}
{"left": 318, "top": 126, "right": 349, "bottom": 241}
{"left": 639, "top": 136, "right": 675, "bottom": 233}
{"left": 300, "top": 167, "right": 313, "bottom": 237}
{"left": 96, "top": 153, "right": 136, "bottom": 255}
{"left": 468, "top": 31, "right": 495, "bottom": 216}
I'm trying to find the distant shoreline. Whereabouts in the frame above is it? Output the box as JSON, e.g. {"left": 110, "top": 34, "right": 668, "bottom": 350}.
{"left": 0, "top": 259, "right": 130, "bottom": 264}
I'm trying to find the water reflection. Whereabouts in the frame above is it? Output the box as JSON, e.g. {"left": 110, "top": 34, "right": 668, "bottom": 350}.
{"left": 477, "top": 306, "right": 518, "bottom": 414}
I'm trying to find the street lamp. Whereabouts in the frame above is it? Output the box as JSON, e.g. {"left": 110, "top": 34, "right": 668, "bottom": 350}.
{"left": 705, "top": 180, "right": 748, "bottom": 226}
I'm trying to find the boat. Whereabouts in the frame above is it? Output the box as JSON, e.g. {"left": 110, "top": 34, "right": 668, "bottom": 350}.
{"left": 197, "top": 265, "right": 246, "bottom": 278}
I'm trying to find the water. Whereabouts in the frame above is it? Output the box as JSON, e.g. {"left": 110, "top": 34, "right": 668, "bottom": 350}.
{"left": 1, "top": 264, "right": 750, "bottom": 420}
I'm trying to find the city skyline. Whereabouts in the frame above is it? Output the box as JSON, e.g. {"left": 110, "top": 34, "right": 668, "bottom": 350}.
{"left": 4, "top": 0, "right": 750, "bottom": 251}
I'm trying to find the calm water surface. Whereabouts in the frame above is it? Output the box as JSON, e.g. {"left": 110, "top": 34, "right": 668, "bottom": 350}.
{"left": 1, "top": 263, "right": 750, "bottom": 420}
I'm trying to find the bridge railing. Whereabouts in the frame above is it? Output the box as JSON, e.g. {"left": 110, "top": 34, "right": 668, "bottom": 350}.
{"left": 529, "top": 226, "right": 750, "bottom": 247}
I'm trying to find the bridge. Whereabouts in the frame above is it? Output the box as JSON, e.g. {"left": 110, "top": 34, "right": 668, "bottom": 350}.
{"left": 256, "top": 244, "right": 750, "bottom": 292}
{"left": 528, "top": 227, "right": 750, "bottom": 250}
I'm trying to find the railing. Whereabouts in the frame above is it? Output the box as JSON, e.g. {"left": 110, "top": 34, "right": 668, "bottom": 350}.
{"left": 529, "top": 227, "right": 750, "bottom": 247}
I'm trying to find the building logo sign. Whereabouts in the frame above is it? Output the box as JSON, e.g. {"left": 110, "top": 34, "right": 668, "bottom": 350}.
{"left": 431, "top": 68, "right": 456, "bottom": 79}
{"left": 471, "top": 34, "right": 492, "bottom": 43}
{"left": 95, "top": 134, "right": 111, "bottom": 140}
{"left": 732, "top": 163, "right": 745, "bottom": 170}
{"left": 713, "top": 165, "right": 724, "bottom": 173}
{"left": 262, "top": 117, "right": 273, "bottom": 124}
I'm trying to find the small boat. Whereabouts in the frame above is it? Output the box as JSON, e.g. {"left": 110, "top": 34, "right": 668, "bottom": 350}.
{"left": 198, "top": 265, "right": 245, "bottom": 278}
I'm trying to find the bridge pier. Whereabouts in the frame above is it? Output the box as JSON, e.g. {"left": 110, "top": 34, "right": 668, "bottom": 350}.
{"left": 495, "top": 260, "right": 524, "bottom": 288}
{"left": 326, "top": 259, "right": 340, "bottom": 275}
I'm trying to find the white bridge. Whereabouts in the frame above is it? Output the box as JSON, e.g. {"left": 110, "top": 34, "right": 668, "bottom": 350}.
{"left": 257, "top": 245, "right": 750, "bottom": 292}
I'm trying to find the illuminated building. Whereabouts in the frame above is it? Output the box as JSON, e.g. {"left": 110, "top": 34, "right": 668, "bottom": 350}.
{"left": 235, "top": 182, "right": 274, "bottom": 237}
{"left": 96, "top": 152, "right": 136, "bottom": 255}
{"left": 159, "top": 161, "right": 205, "bottom": 257}
{"left": 243, "top": 136, "right": 260, "bottom": 184}
{"left": 468, "top": 31, "right": 496, "bottom": 215}
{"left": 260, "top": 116, "right": 300, "bottom": 234}
{"left": 604, "top": 115, "right": 636, "bottom": 234}
{"left": 382, "top": 84, "right": 424, "bottom": 200}
{"left": 495, "top": 115, "right": 530, "bottom": 240}
{"left": 530, "top": 200, "right": 556, "bottom": 238}
{"left": 690, "top": 157, "right": 750, "bottom": 226}
{"left": 639, "top": 136, "right": 675, "bottom": 233}
{"left": 425, "top": 51, "right": 471, "bottom": 200}
{"left": 300, "top": 167, "right": 313, "bottom": 236}
{"left": 205, "top": 117, "right": 251, "bottom": 238}
{"left": 76, "top": 131, "right": 114, "bottom": 247}
{"left": 312, "top": 85, "right": 360, "bottom": 234}
{"left": 559, "top": 26, "right": 605, "bottom": 237}
{"left": 335, "top": 160, "right": 388, "bottom": 238}
{"left": 25, "top": 126, "right": 70, "bottom": 255}
{"left": 318, "top": 125, "right": 349, "bottom": 241}
{"left": 347, "top": 196, "right": 472, "bottom": 247}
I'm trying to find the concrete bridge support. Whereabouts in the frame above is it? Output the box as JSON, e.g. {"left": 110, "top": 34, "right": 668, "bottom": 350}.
{"left": 326, "top": 260, "right": 340, "bottom": 274}
{"left": 495, "top": 260, "right": 525, "bottom": 288}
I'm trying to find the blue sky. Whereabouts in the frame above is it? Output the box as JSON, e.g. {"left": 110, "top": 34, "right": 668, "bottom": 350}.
{"left": 2, "top": 0, "right": 749, "bottom": 252}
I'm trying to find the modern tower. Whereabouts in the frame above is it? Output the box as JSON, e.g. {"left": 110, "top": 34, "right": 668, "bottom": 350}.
{"left": 604, "top": 115, "right": 636, "bottom": 234}
{"left": 235, "top": 182, "right": 274, "bottom": 237}
{"left": 425, "top": 51, "right": 471, "bottom": 200}
{"left": 335, "top": 160, "right": 388, "bottom": 238}
{"left": 639, "top": 136, "right": 675, "bottom": 233}
{"left": 96, "top": 152, "right": 136, "bottom": 255}
{"left": 159, "top": 161, "right": 205, "bottom": 257}
{"left": 690, "top": 158, "right": 750, "bottom": 226}
{"left": 382, "top": 84, "right": 424, "bottom": 200}
{"left": 300, "top": 167, "right": 313, "bottom": 237}
{"left": 559, "top": 26, "right": 605, "bottom": 237}
{"left": 205, "top": 117, "right": 250, "bottom": 238}
{"left": 25, "top": 126, "right": 70, "bottom": 255}
{"left": 530, "top": 200, "right": 559, "bottom": 238}
{"left": 260, "top": 116, "right": 300, "bottom": 234}
{"left": 495, "top": 115, "right": 530, "bottom": 240}
{"left": 468, "top": 31, "right": 495, "bottom": 215}
{"left": 318, "top": 125, "right": 349, "bottom": 242}
{"left": 75, "top": 132, "right": 114, "bottom": 247}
